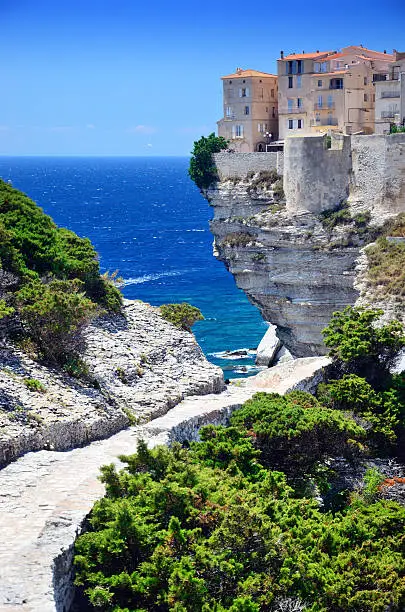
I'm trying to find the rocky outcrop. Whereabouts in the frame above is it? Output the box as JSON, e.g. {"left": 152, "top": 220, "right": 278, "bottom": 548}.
{"left": 206, "top": 176, "right": 368, "bottom": 356}
{"left": 0, "top": 300, "right": 224, "bottom": 467}
{"left": 255, "top": 324, "right": 281, "bottom": 366}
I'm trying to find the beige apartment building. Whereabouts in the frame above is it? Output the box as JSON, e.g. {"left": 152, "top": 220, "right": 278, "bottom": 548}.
{"left": 375, "top": 50, "right": 405, "bottom": 133}
{"left": 277, "top": 46, "right": 394, "bottom": 139}
{"left": 217, "top": 69, "right": 278, "bottom": 152}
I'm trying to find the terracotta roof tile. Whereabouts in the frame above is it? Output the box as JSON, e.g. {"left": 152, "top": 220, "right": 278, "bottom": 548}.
{"left": 221, "top": 69, "right": 277, "bottom": 79}
{"left": 281, "top": 51, "right": 334, "bottom": 60}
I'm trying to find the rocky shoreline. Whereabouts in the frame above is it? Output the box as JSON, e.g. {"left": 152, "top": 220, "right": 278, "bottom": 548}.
{"left": 0, "top": 299, "right": 224, "bottom": 468}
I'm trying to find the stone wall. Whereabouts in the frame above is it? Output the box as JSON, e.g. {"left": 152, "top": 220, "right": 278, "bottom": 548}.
{"left": 214, "top": 134, "right": 405, "bottom": 218}
{"left": 349, "top": 133, "right": 405, "bottom": 217}
{"left": 213, "top": 151, "right": 282, "bottom": 180}
{"left": 284, "top": 135, "right": 352, "bottom": 215}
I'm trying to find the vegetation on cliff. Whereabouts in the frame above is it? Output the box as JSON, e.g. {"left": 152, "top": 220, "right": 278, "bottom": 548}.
{"left": 159, "top": 303, "right": 204, "bottom": 332}
{"left": 74, "top": 306, "right": 405, "bottom": 611}
{"left": 189, "top": 134, "right": 228, "bottom": 190}
{"left": 0, "top": 179, "right": 122, "bottom": 364}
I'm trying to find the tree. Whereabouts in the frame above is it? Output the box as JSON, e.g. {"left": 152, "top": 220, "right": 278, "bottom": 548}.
{"left": 322, "top": 306, "right": 405, "bottom": 387}
{"left": 189, "top": 133, "right": 228, "bottom": 190}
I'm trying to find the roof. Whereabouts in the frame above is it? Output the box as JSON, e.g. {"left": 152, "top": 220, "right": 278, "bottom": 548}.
{"left": 221, "top": 69, "right": 277, "bottom": 80}
{"left": 342, "top": 45, "right": 394, "bottom": 60}
{"left": 280, "top": 51, "right": 334, "bottom": 60}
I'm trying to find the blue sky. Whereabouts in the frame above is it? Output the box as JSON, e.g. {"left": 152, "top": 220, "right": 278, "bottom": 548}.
{"left": 0, "top": 0, "right": 404, "bottom": 156}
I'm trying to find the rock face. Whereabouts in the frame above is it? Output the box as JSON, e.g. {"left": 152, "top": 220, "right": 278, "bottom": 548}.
{"left": 206, "top": 176, "right": 364, "bottom": 356}
{"left": 0, "top": 300, "right": 224, "bottom": 467}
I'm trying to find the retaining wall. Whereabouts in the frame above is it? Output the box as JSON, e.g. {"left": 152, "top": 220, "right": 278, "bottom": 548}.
{"left": 213, "top": 151, "right": 283, "bottom": 180}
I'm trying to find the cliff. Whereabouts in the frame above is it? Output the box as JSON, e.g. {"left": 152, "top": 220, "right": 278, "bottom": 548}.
{"left": 205, "top": 134, "right": 405, "bottom": 356}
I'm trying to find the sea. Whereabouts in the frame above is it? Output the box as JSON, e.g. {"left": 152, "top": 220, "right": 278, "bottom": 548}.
{"left": 0, "top": 156, "right": 268, "bottom": 379}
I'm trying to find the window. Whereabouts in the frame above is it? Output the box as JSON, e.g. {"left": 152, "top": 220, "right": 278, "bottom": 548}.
{"left": 244, "top": 106, "right": 250, "bottom": 115}
{"left": 373, "top": 93, "right": 375, "bottom": 102}
{"left": 288, "top": 119, "right": 294, "bottom": 129}
{"left": 288, "top": 76, "right": 293, "bottom": 88}
{"left": 364, "top": 93, "right": 368, "bottom": 102}
{"left": 364, "top": 77, "right": 368, "bottom": 85}
{"left": 258, "top": 123, "right": 268, "bottom": 133}
{"left": 330, "top": 78, "right": 343, "bottom": 90}
{"left": 314, "top": 62, "right": 321, "bottom": 73}
{"left": 225, "top": 106, "right": 232, "bottom": 117}
{"left": 315, "top": 112, "right": 320, "bottom": 123}
{"left": 327, "top": 113, "right": 333, "bottom": 125}
{"left": 297, "top": 60, "right": 303, "bottom": 74}
{"left": 327, "top": 94, "right": 333, "bottom": 108}
{"left": 271, "top": 89, "right": 275, "bottom": 98}
{"left": 297, "top": 119, "right": 303, "bottom": 129}
{"left": 239, "top": 87, "right": 250, "bottom": 97}
{"left": 272, "top": 107, "right": 276, "bottom": 118}
{"left": 288, "top": 98, "right": 294, "bottom": 111}
{"left": 321, "top": 62, "right": 328, "bottom": 73}
{"left": 226, "top": 88, "right": 234, "bottom": 98}
{"left": 287, "top": 60, "right": 297, "bottom": 75}
{"left": 233, "top": 124, "right": 244, "bottom": 138}
{"left": 318, "top": 80, "right": 323, "bottom": 87}
{"left": 297, "top": 97, "right": 303, "bottom": 108}
{"left": 259, "top": 88, "right": 264, "bottom": 99}
{"left": 318, "top": 95, "right": 323, "bottom": 109}
{"left": 297, "top": 75, "right": 302, "bottom": 88}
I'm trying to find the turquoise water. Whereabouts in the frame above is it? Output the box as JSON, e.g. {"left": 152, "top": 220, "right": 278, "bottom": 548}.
{"left": 0, "top": 156, "right": 267, "bottom": 377}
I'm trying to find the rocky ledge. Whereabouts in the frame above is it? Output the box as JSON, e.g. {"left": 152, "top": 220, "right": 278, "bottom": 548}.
{"left": 205, "top": 175, "right": 384, "bottom": 356}
{"left": 0, "top": 300, "right": 224, "bottom": 467}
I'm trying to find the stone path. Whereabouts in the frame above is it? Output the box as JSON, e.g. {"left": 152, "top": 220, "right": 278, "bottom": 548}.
{"left": 0, "top": 357, "right": 329, "bottom": 612}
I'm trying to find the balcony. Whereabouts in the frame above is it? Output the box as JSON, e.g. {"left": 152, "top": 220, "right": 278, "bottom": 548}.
{"left": 310, "top": 118, "right": 339, "bottom": 126}
{"left": 381, "top": 91, "right": 400, "bottom": 98}
{"left": 381, "top": 110, "right": 398, "bottom": 118}
{"left": 280, "top": 106, "right": 306, "bottom": 114}
{"left": 314, "top": 103, "right": 335, "bottom": 111}
{"left": 373, "top": 73, "right": 399, "bottom": 82}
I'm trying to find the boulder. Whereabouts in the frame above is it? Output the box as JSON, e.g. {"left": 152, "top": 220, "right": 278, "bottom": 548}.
{"left": 255, "top": 325, "right": 281, "bottom": 366}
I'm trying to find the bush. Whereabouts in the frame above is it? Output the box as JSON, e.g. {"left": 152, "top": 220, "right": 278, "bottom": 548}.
{"left": 229, "top": 391, "right": 364, "bottom": 476}
{"left": 221, "top": 232, "right": 256, "bottom": 247}
{"left": 74, "top": 438, "right": 405, "bottom": 612}
{"left": 322, "top": 306, "right": 405, "bottom": 387}
{"left": 189, "top": 133, "right": 228, "bottom": 189}
{"left": 318, "top": 373, "right": 405, "bottom": 445}
{"left": 159, "top": 302, "right": 204, "bottom": 332}
{"left": 16, "top": 279, "right": 97, "bottom": 363}
{"left": 23, "top": 378, "right": 46, "bottom": 393}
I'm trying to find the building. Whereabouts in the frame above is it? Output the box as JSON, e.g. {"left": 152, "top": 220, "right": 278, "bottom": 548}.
{"left": 374, "top": 50, "right": 405, "bottom": 134}
{"left": 217, "top": 69, "right": 278, "bottom": 152}
{"left": 277, "top": 46, "right": 394, "bottom": 139}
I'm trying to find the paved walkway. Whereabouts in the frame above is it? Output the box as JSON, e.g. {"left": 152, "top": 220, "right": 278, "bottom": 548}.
{"left": 0, "top": 357, "right": 328, "bottom": 612}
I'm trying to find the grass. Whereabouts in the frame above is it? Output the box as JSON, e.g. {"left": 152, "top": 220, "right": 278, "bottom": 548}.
{"left": 221, "top": 232, "right": 256, "bottom": 247}
{"left": 366, "top": 237, "right": 405, "bottom": 298}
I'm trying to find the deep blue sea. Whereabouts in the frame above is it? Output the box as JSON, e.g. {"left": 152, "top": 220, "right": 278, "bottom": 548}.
{"left": 0, "top": 157, "right": 267, "bottom": 378}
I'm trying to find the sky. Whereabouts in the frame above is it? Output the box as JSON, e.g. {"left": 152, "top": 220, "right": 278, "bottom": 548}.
{"left": 0, "top": 0, "right": 404, "bottom": 156}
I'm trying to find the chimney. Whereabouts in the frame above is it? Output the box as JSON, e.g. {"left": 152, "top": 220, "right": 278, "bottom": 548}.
{"left": 302, "top": 50, "right": 305, "bottom": 54}
{"left": 280, "top": 50, "right": 284, "bottom": 59}
{"left": 316, "top": 50, "right": 319, "bottom": 53}
{"left": 384, "top": 50, "right": 387, "bottom": 54}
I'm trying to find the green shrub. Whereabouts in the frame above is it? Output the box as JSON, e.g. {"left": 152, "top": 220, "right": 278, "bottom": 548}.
{"left": 272, "top": 178, "right": 285, "bottom": 199}
{"left": 188, "top": 133, "right": 228, "bottom": 189}
{"left": 74, "top": 438, "right": 405, "bottom": 612}
{"left": 63, "top": 355, "right": 90, "bottom": 379}
{"left": 23, "top": 378, "right": 46, "bottom": 393}
{"left": 322, "top": 306, "right": 405, "bottom": 386}
{"left": 318, "top": 373, "right": 405, "bottom": 444}
{"left": 159, "top": 302, "right": 204, "bottom": 332}
{"left": 229, "top": 391, "right": 364, "bottom": 476}
{"left": 17, "top": 279, "right": 97, "bottom": 363}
